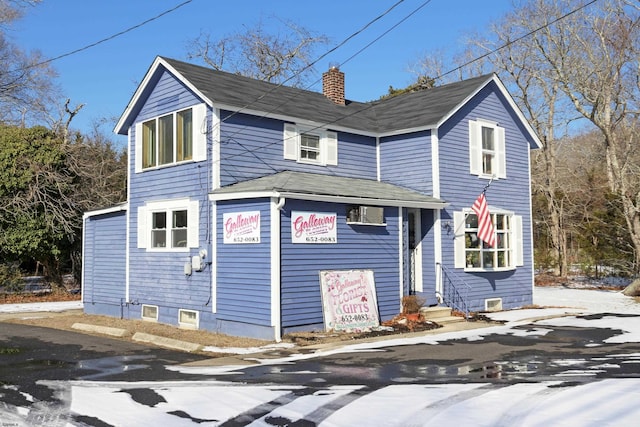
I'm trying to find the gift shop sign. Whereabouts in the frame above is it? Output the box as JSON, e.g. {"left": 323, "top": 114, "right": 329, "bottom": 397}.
{"left": 319, "top": 270, "right": 379, "bottom": 332}
{"left": 223, "top": 211, "right": 261, "bottom": 244}
{"left": 291, "top": 211, "right": 337, "bottom": 243}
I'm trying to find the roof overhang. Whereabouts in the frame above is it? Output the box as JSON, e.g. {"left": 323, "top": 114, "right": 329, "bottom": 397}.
{"left": 209, "top": 190, "right": 448, "bottom": 209}
{"left": 83, "top": 202, "right": 128, "bottom": 220}
{"left": 114, "top": 56, "right": 214, "bottom": 135}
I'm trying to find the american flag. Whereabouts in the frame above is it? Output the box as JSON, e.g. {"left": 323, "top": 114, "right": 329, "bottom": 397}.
{"left": 472, "top": 193, "right": 496, "bottom": 247}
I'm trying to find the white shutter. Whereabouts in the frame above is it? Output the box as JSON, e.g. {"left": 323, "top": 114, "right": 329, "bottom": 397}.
{"left": 283, "top": 124, "right": 298, "bottom": 160}
{"left": 135, "top": 122, "right": 143, "bottom": 173}
{"left": 137, "top": 206, "right": 148, "bottom": 248}
{"left": 192, "top": 103, "right": 207, "bottom": 162}
{"left": 495, "top": 126, "right": 506, "bottom": 178}
{"left": 187, "top": 200, "right": 200, "bottom": 248}
{"left": 324, "top": 131, "right": 338, "bottom": 165}
{"left": 513, "top": 215, "right": 524, "bottom": 266}
{"left": 469, "top": 120, "right": 481, "bottom": 175}
{"left": 453, "top": 211, "right": 466, "bottom": 268}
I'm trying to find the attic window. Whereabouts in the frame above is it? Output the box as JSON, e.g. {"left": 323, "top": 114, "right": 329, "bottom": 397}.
{"left": 469, "top": 119, "right": 506, "bottom": 179}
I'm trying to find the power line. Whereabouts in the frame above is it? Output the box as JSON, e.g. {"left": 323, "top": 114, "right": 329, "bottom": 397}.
{"left": 214, "top": 0, "right": 407, "bottom": 125}
{"left": 213, "top": 0, "right": 602, "bottom": 172}
{"left": 437, "top": 0, "right": 600, "bottom": 80}
{"left": 17, "top": 0, "right": 193, "bottom": 71}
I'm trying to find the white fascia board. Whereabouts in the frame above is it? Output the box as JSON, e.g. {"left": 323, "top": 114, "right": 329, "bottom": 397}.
{"left": 212, "top": 101, "right": 379, "bottom": 137}
{"left": 490, "top": 76, "right": 543, "bottom": 149}
{"left": 210, "top": 190, "right": 448, "bottom": 209}
{"left": 114, "top": 56, "right": 214, "bottom": 135}
{"left": 433, "top": 74, "right": 542, "bottom": 150}
{"left": 278, "top": 192, "right": 448, "bottom": 209}
{"left": 83, "top": 203, "right": 128, "bottom": 220}
{"left": 209, "top": 191, "right": 279, "bottom": 202}
{"left": 377, "top": 125, "right": 437, "bottom": 139}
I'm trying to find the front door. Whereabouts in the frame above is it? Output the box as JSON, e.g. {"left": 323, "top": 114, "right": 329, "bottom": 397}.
{"left": 408, "top": 209, "right": 422, "bottom": 293}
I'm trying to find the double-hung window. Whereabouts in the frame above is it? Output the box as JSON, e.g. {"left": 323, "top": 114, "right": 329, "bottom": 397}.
{"left": 469, "top": 119, "right": 506, "bottom": 179}
{"left": 138, "top": 199, "right": 199, "bottom": 251}
{"left": 283, "top": 124, "right": 338, "bottom": 166}
{"left": 135, "top": 103, "right": 206, "bottom": 172}
{"left": 454, "top": 209, "right": 523, "bottom": 271}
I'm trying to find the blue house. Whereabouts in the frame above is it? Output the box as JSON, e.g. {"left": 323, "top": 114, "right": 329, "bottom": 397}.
{"left": 82, "top": 56, "right": 541, "bottom": 340}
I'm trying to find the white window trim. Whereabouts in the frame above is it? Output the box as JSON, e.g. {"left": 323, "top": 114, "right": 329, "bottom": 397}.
{"left": 178, "top": 309, "right": 199, "bottom": 329}
{"left": 469, "top": 119, "right": 506, "bottom": 179}
{"left": 283, "top": 123, "right": 338, "bottom": 166}
{"left": 137, "top": 198, "right": 199, "bottom": 251}
{"left": 135, "top": 103, "right": 207, "bottom": 173}
{"left": 453, "top": 209, "right": 523, "bottom": 272}
{"left": 141, "top": 304, "right": 158, "bottom": 322}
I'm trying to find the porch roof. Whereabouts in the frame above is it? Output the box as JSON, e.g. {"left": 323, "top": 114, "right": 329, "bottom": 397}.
{"left": 209, "top": 171, "right": 448, "bottom": 209}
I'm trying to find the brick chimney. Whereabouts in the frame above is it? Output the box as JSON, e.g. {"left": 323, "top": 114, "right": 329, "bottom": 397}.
{"left": 322, "top": 66, "right": 345, "bottom": 105}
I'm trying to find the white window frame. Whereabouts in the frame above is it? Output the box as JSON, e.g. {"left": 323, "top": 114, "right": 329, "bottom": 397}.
{"left": 135, "top": 103, "right": 207, "bottom": 173}
{"left": 469, "top": 119, "right": 506, "bottom": 179}
{"left": 283, "top": 123, "right": 338, "bottom": 166}
{"left": 141, "top": 304, "right": 158, "bottom": 322}
{"left": 454, "top": 209, "right": 523, "bottom": 272}
{"left": 137, "top": 198, "right": 199, "bottom": 251}
{"left": 178, "top": 309, "right": 199, "bottom": 329}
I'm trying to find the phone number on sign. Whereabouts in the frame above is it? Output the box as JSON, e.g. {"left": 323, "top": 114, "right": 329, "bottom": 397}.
{"left": 340, "top": 314, "right": 370, "bottom": 323}
{"left": 233, "top": 237, "right": 260, "bottom": 243}
{"left": 305, "top": 236, "right": 337, "bottom": 243}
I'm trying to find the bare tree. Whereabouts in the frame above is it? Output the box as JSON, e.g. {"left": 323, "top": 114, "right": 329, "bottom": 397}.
{"left": 513, "top": 0, "right": 640, "bottom": 272}
{"left": 0, "top": 0, "right": 60, "bottom": 127}
{"left": 186, "top": 17, "right": 329, "bottom": 87}
{"left": 411, "top": 0, "right": 640, "bottom": 275}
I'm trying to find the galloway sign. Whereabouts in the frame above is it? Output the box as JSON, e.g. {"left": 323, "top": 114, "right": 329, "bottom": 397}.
{"left": 291, "top": 211, "right": 337, "bottom": 244}
{"left": 223, "top": 211, "right": 261, "bottom": 244}
{"left": 319, "top": 269, "right": 380, "bottom": 332}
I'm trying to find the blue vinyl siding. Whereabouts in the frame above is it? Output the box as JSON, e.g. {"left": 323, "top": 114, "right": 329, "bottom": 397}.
{"left": 218, "top": 112, "right": 377, "bottom": 186}
{"left": 437, "top": 82, "right": 534, "bottom": 310}
{"left": 280, "top": 200, "right": 401, "bottom": 331}
{"left": 83, "top": 211, "right": 126, "bottom": 317}
{"left": 379, "top": 130, "right": 433, "bottom": 193}
{"left": 216, "top": 199, "right": 272, "bottom": 326}
{"left": 126, "top": 70, "right": 213, "bottom": 325}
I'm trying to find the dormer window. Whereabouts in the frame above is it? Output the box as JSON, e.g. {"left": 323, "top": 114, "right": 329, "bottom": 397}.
{"left": 283, "top": 124, "right": 338, "bottom": 166}
{"left": 135, "top": 103, "right": 206, "bottom": 173}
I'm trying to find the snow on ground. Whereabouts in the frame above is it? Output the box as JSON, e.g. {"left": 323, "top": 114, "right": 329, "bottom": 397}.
{"left": 0, "top": 300, "right": 82, "bottom": 313}
{"left": 3, "top": 287, "right": 640, "bottom": 426}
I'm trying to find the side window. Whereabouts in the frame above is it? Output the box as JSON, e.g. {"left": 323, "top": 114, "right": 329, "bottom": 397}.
{"left": 135, "top": 103, "right": 206, "bottom": 173}
{"left": 454, "top": 210, "right": 523, "bottom": 270}
{"left": 138, "top": 200, "right": 199, "bottom": 250}
{"left": 283, "top": 124, "right": 338, "bottom": 166}
{"left": 469, "top": 119, "right": 506, "bottom": 179}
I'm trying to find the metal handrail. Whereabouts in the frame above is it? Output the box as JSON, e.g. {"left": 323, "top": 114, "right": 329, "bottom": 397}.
{"left": 437, "top": 263, "right": 472, "bottom": 319}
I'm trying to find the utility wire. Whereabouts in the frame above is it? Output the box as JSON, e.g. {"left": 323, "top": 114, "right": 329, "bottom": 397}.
{"left": 17, "top": 0, "right": 193, "bottom": 70}
{"left": 214, "top": 0, "right": 406, "bottom": 126}
{"left": 438, "top": 0, "right": 600, "bottom": 80}
{"left": 214, "top": 0, "right": 601, "bottom": 168}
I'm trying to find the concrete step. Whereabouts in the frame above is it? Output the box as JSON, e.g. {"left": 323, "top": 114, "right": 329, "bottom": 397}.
{"left": 419, "top": 306, "right": 466, "bottom": 324}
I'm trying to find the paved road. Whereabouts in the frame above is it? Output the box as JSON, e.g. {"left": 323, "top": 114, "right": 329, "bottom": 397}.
{"left": 3, "top": 310, "right": 640, "bottom": 425}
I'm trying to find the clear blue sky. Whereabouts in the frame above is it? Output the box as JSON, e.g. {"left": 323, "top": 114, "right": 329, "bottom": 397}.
{"left": 11, "top": 0, "right": 513, "bottom": 144}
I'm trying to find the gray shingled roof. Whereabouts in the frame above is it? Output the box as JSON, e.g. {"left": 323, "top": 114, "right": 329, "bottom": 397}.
{"left": 210, "top": 171, "right": 447, "bottom": 208}
{"left": 161, "top": 57, "right": 493, "bottom": 134}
